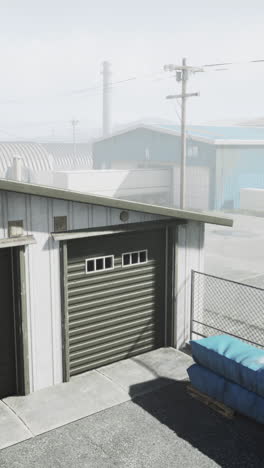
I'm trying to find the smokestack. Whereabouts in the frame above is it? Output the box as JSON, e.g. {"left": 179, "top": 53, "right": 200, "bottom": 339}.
{"left": 12, "top": 155, "right": 23, "bottom": 181}
{"left": 102, "top": 61, "right": 111, "bottom": 137}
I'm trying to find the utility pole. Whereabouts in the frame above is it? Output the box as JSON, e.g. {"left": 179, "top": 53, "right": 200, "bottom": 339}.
{"left": 164, "top": 58, "right": 202, "bottom": 209}
{"left": 102, "top": 61, "right": 112, "bottom": 137}
{"left": 71, "top": 119, "right": 79, "bottom": 158}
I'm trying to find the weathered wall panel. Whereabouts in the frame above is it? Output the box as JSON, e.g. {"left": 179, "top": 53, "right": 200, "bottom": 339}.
{"left": 71, "top": 202, "right": 90, "bottom": 230}
{"left": 0, "top": 192, "right": 6, "bottom": 238}
{"left": 7, "top": 193, "right": 28, "bottom": 226}
{"left": 174, "top": 221, "right": 204, "bottom": 349}
{"left": 27, "top": 197, "right": 54, "bottom": 390}
{"left": 0, "top": 189, "right": 205, "bottom": 391}
{"left": 0, "top": 191, "right": 167, "bottom": 392}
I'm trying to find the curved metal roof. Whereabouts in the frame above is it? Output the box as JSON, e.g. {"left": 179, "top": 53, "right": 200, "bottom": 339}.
{"left": 0, "top": 142, "right": 53, "bottom": 173}
{"left": 42, "top": 143, "right": 93, "bottom": 169}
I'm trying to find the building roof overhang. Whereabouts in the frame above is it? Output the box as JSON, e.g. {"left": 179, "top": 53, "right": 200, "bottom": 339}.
{"left": 0, "top": 178, "right": 233, "bottom": 227}
{"left": 93, "top": 123, "right": 264, "bottom": 147}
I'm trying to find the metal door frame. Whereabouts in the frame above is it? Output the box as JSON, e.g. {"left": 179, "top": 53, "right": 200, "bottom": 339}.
{"left": 60, "top": 220, "right": 178, "bottom": 382}
{"left": 0, "top": 246, "right": 30, "bottom": 396}
{"left": 16, "top": 246, "right": 30, "bottom": 395}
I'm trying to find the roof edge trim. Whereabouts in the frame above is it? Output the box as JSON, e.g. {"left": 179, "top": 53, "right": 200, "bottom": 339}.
{"left": 0, "top": 235, "right": 36, "bottom": 248}
{"left": 0, "top": 179, "right": 233, "bottom": 227}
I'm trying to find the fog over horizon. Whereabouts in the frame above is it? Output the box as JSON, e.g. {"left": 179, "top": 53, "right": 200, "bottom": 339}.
{"left": 0, "top": 3, "right": 264, "bottom": 227}
{"left": 0, "top": 1, "right": 264, "bottom": 141}
{"left": 0, "top": 2, "right": 264, "bottom": 319}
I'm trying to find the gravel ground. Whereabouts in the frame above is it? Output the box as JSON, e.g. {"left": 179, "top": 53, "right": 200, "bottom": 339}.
{"left": 0, "top": 380, "right": 263, "bottom": 468}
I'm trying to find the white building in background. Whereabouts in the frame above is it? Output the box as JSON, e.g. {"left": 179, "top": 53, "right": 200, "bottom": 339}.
{"left": 1, "top": 141, "right": 209, "bottom": 211}
{"left": 42, "top": 166, "right": 209, "bottom": 210}
{"left": 240, "top": 188, "right": 264, "bottom": 211}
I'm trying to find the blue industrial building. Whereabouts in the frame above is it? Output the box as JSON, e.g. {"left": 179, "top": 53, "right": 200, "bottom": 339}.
{"left": 93, "top": 124, "right": 264, "bottom": 210}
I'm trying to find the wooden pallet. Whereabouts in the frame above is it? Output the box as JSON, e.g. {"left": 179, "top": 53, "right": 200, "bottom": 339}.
{"left": 187, "top": 384, "right": 235, "bottom": 419}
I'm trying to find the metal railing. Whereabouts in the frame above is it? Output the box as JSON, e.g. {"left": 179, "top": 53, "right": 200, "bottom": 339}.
{"left": 191, "top": 270, "right": 264, "bottom": 348}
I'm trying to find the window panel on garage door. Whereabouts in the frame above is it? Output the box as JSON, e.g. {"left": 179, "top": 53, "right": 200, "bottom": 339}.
{"left": 66, "top": 229, "right": 166, "bottom": 376}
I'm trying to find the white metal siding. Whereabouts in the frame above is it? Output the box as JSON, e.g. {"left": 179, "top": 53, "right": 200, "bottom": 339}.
{"left": 0, "top": 190, "right": 205, "bottom": 392}
{"left": 0, "top": 191, "right": 164, "bottom": 392}
{"left": 174, "top": 221, "right": 205, "bottom": 349}
{"left": 240, "top": 188, "right": 264, "bottom": 211}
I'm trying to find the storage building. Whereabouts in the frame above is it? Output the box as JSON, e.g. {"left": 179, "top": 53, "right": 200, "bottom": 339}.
{"left": 0, "top": 179, "right": 232, "bottom": 398}
{"left": 93, "top": 123, "right": 264, "bottom": 210}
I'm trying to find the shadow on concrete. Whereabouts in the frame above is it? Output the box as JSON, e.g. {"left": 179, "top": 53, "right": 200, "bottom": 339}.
{"left": 129, "top": 378, "right": 264, "bottom": 468}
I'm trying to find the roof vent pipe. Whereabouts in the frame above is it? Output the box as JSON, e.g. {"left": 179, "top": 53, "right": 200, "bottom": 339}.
{"left": 12, "top": 155, "right": 23, "bottom": 181}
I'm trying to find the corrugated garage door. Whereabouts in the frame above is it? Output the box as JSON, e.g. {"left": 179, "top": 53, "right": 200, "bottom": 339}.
{"left": 66, "top": 229, "right": 166, "bottom": 376}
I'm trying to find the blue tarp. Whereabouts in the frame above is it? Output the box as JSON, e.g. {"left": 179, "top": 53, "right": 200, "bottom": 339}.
{"left": 190, "top": 335, "right": 264, "bottom": 398}
{"left": 188, "top": 363, "right": 264, "bottom": 425}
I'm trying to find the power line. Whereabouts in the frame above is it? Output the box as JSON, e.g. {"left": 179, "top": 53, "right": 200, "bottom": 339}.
{"left": 202, "top": 58, "right": 264, "bottom": 68}
{"left": 0, "top": 71, "right": 176, "bottom": 104}
{"left": 61, "top": 58, "right": 264, "bottom": 98}
{"left": 71, "top": 77, "right": 137, "bottom": 95}
{"left": 0, "top": 128, "right": 32, "bottom": 141}
{"left": 2, "top": 57, "right": 264, "bottom": 104}
{"left": 163, "top": 56, "right": 264, "bottom": 211}
{"left": 70, "top": 72, "right": 174, "bottom": 96}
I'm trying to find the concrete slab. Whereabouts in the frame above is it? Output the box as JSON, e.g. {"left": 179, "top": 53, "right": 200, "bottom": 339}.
{"left": 4, "top": 369, "right": 129, "bottom": 436}
{"left": 0, "top": 401, "right": 32, "bottom": 450}
{"left": 2, "top": 348, "right": 193, "bottom": 446}
{"left": 98, "top": 347, "right": 193, "bottom": 397}
{"left": 3, "top": 381, "right": 263, "bottom": 468}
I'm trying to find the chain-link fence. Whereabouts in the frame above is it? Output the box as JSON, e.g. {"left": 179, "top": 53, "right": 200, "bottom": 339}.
{"left": 191, "top": 270, "right": 264, "bottom": 348}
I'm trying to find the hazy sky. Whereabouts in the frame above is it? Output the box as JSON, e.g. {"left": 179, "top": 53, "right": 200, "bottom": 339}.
{"left": 1, "top": 1, "right": 264, "bottom": 140}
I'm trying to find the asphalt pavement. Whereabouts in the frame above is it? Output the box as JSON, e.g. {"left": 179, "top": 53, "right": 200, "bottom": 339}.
{"left": 0, "top": 380, "right": 263, "bottom": 468}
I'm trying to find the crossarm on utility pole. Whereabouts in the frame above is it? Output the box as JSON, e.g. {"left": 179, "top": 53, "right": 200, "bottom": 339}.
{"left": 164, "top": 58, "right": 200, "bottom": 210}
{"left": 166, "top": 92, "right": 200, "bottom": 99}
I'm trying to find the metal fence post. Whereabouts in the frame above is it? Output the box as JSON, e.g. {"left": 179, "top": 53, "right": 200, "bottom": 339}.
{"left": 190, "top": 269, "right": 195, "bottom": 342}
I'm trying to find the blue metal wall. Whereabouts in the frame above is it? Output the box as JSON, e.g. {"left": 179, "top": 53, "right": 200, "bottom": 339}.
{"left": 93, "top": 128, "right": 181, "bottom": 167}
{"left": 93, "top": 128, "right": 217, "bottom": 209}
{"left": 94, "top": 129, "right": 264, "bottom": 210}
{"left": 219, "top": 146, "right": 264, "bottom": 209}
{"left": 93, "top": 128, "right": 216, "bottom": 167}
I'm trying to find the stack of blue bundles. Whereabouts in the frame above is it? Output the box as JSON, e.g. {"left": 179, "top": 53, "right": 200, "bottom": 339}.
{"left": 188, "top": 334, "right": 264, "bottom": 424}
